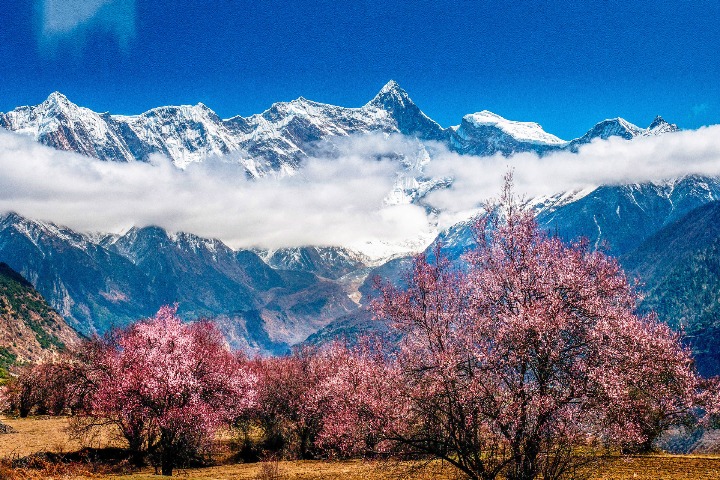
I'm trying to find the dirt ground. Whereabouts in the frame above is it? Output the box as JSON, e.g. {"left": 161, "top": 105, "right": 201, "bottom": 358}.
{"left": 1, "top": 416, "right": 719, "bottom": 479}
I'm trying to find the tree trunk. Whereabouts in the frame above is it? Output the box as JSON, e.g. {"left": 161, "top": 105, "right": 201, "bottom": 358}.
{"left": 160, "top": 432, "right": 175, "bottom": 476}
{"left": 161, "top": 450, "right": 173, "bottom": 476}
{"left": 130, "top": 447, "right": 145, "bottom": 468}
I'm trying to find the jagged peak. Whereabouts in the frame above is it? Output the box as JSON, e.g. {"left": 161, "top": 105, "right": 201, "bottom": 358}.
{"left": 464, "top": 110, "right": 509, "bottom": 123}
{"left": 285, "top": 96, "right": 325, "bottom": 108}
{"left": 0, "top": 211, "right": 27, "bottom": 225}
{"left": 123, "top": 225, "right": 168, "bottom": 238}
{"left": 366, "top": 80, "right": 413, "bottom": 109}
{"left": 257, "top": 96, "right": 328, "bottom": 117}
{"left": 42, "top": 91, "right": 77, "bottom": 110}
{"left": 571, "top": 117, "right": 648, "bottom": 145}
{"left": 649, "top": 115, "right": 667, "bottom": 127}
{"left": 589, "top": 117, "right": 644, "bottom": 136}
{"left": 648, "top": 115, "right": 678, "bottom": 132}
{"left": 0, "top": 212, "right": 53, "bottom": 231}
{"left": 156, "top": 102, "right": 214, "bottom": 114}
{"left": 599, "top": 117, "right": 640, "bottom": 130}
{"left": 46, "top": 91, "right": 70, "bottom": 103}
{"left": 378, "top": 80, "right": 404, "bottom": 95}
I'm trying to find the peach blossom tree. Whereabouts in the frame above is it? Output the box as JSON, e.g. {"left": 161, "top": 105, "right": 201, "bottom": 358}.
{"left": 88, "top": 306, "right": 255, "bottom": 476}
{"left": 369, "top": 179, "right": 698, "bottom": 480}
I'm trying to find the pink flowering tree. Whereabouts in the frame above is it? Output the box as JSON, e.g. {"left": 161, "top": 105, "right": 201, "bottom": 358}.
{"left": 4, "top": 355, "right": 96, "bottom": 417}
{"left": 87, "top": 306, "right": 255, "bottom": 476}
{"left": 247, "top": 346, "right": 330, "bottom": 459}
{"left": 313, "top": 340, "right": 402, "bottom": 458}
{"left": 247, "top": 341, "right": 399, "bottom": 460}
{"left": 372, "top": 176, "right": 698, "bottom": 480}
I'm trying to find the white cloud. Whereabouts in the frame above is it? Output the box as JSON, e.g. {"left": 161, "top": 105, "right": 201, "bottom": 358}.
{"left": 425, "top": 125, "right": 720, "bottom": 223}
{"left": 2, "top": 126, "right": 720, "bottom": 258}
{"left": 37, "top": 0, "right": 136, "bottom": 51}
{"left": 0, "top": 130, "right": 431, "bottom": 253}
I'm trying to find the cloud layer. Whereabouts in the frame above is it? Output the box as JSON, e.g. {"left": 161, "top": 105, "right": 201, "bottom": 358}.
{"left": 2, "top": 126, "right": 720, "bottom": 257}
{"left": 426, "top": 125, "right": 720, "bottom": 218}
{"left": 0, "top": 131, "right": 431, "bottom": 252}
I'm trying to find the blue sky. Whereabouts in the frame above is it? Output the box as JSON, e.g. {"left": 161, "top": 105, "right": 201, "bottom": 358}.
{"left": 1, "top": 0, "right": 719, "bottom": 139}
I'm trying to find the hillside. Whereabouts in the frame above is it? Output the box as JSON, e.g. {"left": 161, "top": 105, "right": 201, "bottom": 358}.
{"left": 622, "top": 201, "right": 720, "bottom": 376}
{"left": 0, "top": 262, "right": 79, "bottom": 374}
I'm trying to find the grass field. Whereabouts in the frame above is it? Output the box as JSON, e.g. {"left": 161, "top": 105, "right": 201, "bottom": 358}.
{"left": 1, "top": 416, "right": 719, "bottom": 479}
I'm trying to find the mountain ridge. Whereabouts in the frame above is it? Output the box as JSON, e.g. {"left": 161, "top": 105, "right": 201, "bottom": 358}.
{"left": 0, "top": 82, "right": 677, "bottom": 173}
{"left": 0, "top": 212, "right": 359, "bottom": 355}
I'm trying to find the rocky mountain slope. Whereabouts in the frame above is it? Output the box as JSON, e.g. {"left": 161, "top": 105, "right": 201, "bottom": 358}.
{"left": 0, "top": 262, "right": 79, "bottom": 371}
{"left": 0, "top": 213, "right": 356, "bottom": 354}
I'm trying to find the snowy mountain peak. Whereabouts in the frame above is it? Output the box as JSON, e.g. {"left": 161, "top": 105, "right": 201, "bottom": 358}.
{"left": 0, "top": 211, "right": 26, "bottom": 227}
{"left": 461, "top": 110, "right": 567, "bottom": 145}
{"left": 44, "top": 91, "right": 73, "bottom": 107}
{"left": 571, "top": 116, "right": 677, "bottom": 150}
{"left": 0, "top": 87, "right": 681, "bottom": 174}
{"left": 140, "top": 102, "right": 218, "bottom": 119}
{"left": 367, "top": 80, "right": 413, "bottom": 109}
{"left": 649, "top": 115, "right": 667, "bottom": 129}
{"left": 572, "top": 117, "right": 644, "bottom": 146}
{"left": 378, "top": 79, "right": 404, "bottom": 95}
{"left": 37, "top": 91, "right": 85, "bottom": 117}
{"left": 614, "top": 117, "right": 643, "bottom": 132}
{"left": 648, "top": 115, "right": 679, "bottom": 134}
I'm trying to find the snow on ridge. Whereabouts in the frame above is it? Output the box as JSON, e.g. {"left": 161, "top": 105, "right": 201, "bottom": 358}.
{"left": 462, "top": 110, "right": 567, "bottom": 145}
{"left": 527, "top": 187, "right": 598, "bottom": 215}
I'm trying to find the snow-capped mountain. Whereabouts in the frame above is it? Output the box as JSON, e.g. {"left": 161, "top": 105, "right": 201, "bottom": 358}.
{"left": 258, "top": 246, "right": 370, "bottom": 280}
{"left": 0, "top": 82, "right": 679, "bottom": 174}
{"left": 535, "top": 176, "right": 720, "bottom": 256}
{"left": 0, "top": 81, "right": 448, "bottom": 172}
{"left": 449, "top": 110, "right": 567, "bottom": 156}
{"left": 0, "top": 81, "right": 703, "bottom": 356}
{"left": 0, "top": 213, "right": 358, "bottom": 354}
{"left": 567, "top": 115, "right": 679, "bottom": 151}
{"left": 0, "top": 92, "right": 140, "bottom": 163}
{"left": 427, "top": 176, "right": 720, "bottom": 262}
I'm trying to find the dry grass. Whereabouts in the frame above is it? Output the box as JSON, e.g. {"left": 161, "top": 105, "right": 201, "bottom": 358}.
{"left": 1, "top": 417, "right": 719, "bottom": 479}
{"left": 0, "top": 415, "right": 122, "bottom": 459}
{"left": 591, "top": 454, "right": 720, "bottom": 479}
{"left": 67, "top": 459, "right": 463, "bottom": 480}
{"left": 61, "top": 456, "right": 720, "bottom": 480}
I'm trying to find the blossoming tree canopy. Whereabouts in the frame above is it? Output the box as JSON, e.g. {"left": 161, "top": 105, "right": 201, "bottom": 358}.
{"left": 371, "top": 178, "right": 697, "bottom": 480}
{"left": 91, "top": 306, "right": 256, "bottom": 476}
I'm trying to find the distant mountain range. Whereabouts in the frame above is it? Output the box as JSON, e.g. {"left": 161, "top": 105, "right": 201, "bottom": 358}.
{"left": 0, "top": 81, "right": 676, "bottom": 174}
{"left": 0, "top": 213, "right": 357, "bottom": 354}
{"left": 2, "top": 82, "right": 718, "bottom": 375}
